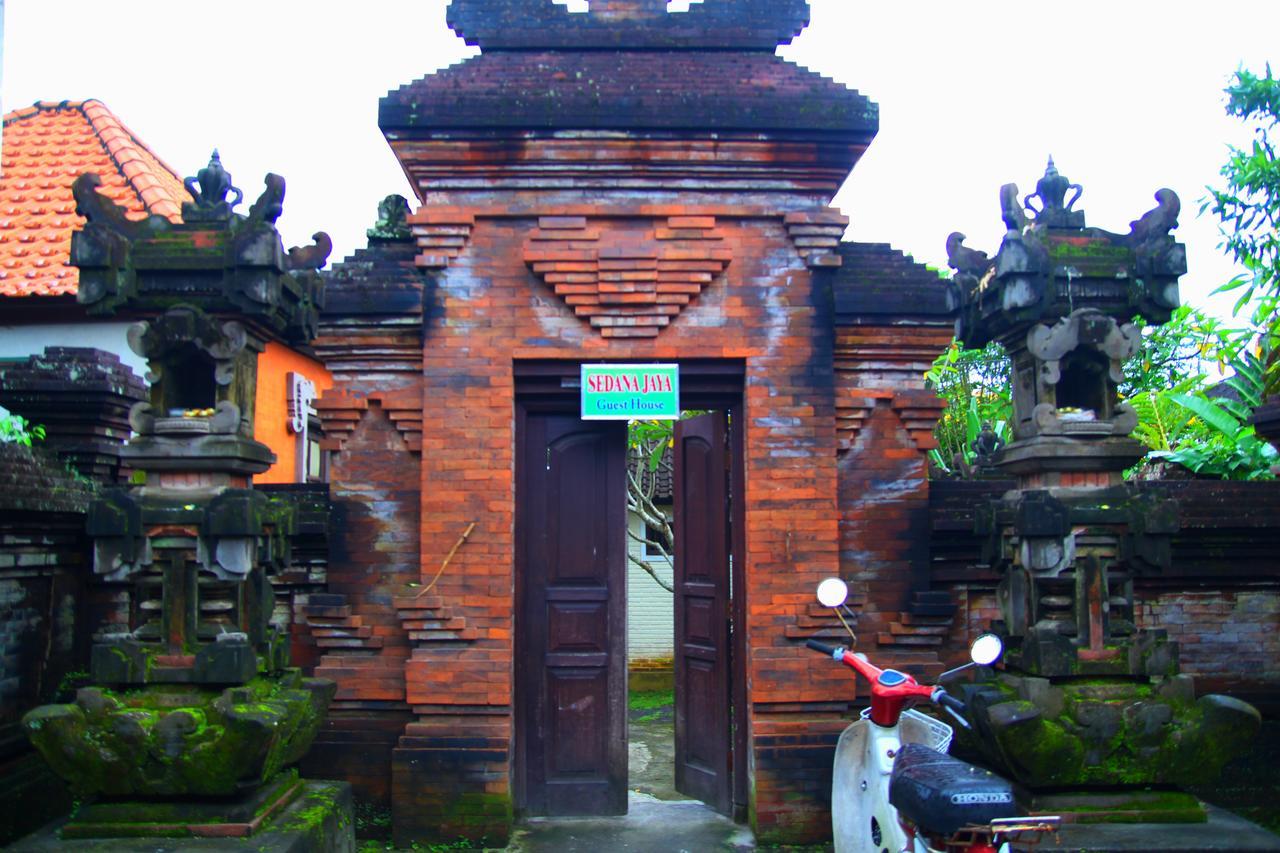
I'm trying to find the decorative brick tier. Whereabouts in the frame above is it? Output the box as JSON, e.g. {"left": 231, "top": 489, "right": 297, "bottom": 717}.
{"left": 523, "top": 214, "right": 731, "bottom": 338}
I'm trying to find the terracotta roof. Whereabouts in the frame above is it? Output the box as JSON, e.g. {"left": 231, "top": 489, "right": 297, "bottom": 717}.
{"left": 0, "top": 100, "right": 190, "bottom": 298}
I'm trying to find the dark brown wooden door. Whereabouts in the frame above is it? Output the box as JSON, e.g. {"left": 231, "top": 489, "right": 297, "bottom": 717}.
{"left": 673, "top": 411, "right": 733, "bottom": 815}
{"left": 516, "top": 411, "right": 628, "bottom": 816}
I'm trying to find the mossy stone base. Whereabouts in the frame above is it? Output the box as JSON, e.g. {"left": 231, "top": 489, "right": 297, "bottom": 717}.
{"left": 62, "top": 769, "right": 303, "bottom": 839}
{"left": 958, "top": 673, "right": 1261, "bottom": 789}
{"left": 10, "top": 781, "right": 354, "bottom": 852}
{"left": 22, "top": 671, "right": 335, "bottom": 797}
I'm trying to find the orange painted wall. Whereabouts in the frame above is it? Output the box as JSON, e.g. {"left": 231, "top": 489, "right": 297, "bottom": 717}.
{"left": 254, "top": 342, "right": 333, "bottom": 484}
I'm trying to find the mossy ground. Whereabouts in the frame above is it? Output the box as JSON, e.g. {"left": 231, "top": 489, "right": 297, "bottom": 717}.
{"left": 628, "top": 689, "right": 674, "bottom": 724}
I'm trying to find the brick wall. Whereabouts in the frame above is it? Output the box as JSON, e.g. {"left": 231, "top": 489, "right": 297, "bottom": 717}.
{"left": 355, "top": 204, "right": 844, "bottom": 845}
{"left": 307, "top": 181, "right": 971, "bottom": 843}
{"left": 1139, "top": 589, "right": 1280, "bottom": 699}
{"left": 0, "top": 446, "right": 90, "bottom": 844}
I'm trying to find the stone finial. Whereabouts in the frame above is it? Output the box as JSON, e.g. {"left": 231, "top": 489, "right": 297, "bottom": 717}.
{"left": 182, "top": 150, "right": 244, "bottom": 222}
{"left": 1024, "top": 157, "right": 1085, "bottom": 229}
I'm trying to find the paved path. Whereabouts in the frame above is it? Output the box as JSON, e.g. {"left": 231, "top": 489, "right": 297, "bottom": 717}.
{"left": 506, "top": 792, "right": 755, "bottom": 853}
{"left": 503, "top": 712, "right": 757, "bottom": 852}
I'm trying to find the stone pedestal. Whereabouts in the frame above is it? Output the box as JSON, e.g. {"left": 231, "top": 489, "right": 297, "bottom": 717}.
{"left": 11, "top": 780, "right": 354, "bottom": 852}
{"left": 955, "top": 673, "right": 1260, "bottom": 807}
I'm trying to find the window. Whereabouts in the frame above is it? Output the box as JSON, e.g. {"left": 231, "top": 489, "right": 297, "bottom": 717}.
{"left": 287, "top": 372, "right": 326, "bottom": 483}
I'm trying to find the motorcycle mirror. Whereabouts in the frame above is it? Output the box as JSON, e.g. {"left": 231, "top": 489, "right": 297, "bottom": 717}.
{"left": 816, "top": 577, "right": 849, "bottom": 608}
{"left": 970, "top": 633, "right": 1004, "bottom": 666}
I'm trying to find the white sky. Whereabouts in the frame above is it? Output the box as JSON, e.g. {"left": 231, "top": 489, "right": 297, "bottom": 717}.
{"left": 4, "top": 0, "right": 1278, "bottom": 321}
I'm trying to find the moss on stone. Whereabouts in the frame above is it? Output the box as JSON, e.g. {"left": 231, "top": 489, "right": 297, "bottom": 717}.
{"left": 22, "top": 672, "right": 334, "bottom": 798}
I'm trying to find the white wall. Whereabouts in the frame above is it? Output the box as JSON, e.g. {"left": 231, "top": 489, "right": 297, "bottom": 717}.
{"left": 0, "top": 322, "right": 146, "bottom": 378}
{"left": 627, "top": 511, "right": 674, "bottom": 661}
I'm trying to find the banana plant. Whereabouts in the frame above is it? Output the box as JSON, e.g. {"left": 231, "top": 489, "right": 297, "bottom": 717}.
{"left": 1144, "top": 350, "right": 1278, "bottom": 480}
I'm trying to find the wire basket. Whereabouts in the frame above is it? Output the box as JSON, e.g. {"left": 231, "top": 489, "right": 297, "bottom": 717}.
{"left": 899, "top": 707, "right": 954, "bottom": 753}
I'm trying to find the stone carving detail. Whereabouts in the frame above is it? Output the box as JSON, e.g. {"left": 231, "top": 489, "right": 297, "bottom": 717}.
{"left": 524, "top": 215, "right": 732, "bottom": 338}
{"left": 127, "top": 307, "right": 248, "bottom": 389}
{"left": 72, "top": 154, "right": 327, "bottom": 344}
{"left": 971, "top": 421, "right": 1005, "bottom": 468}
{"left": 248, "top": 173, "right": 286, "bottom": 225}
{"left": 183, "top": 150, "right": 244, "bottom": 222}
{"left": 1020, "top": 308, "right": 1142, "bottom": 440}
{"left": 286, "top": 232, "right": 334, "bottom": 271}
{"left": 1022, "top": 156, "right": 1084, "bottom": 229}
{"left": 368, "top": 194, "right": 413, "bottom": 241}
{"left": 945, "top": 160, "right": 1186, "bottom": 474}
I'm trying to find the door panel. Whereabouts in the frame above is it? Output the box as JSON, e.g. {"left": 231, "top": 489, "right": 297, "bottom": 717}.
{"left": 674, "top": 412, "right": 732, "bottom": 814}
{"left": 518, "top": 412, "right": 627, "bottom": 816}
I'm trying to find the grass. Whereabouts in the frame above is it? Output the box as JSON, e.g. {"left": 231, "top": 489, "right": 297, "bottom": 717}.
{"left": 628, "top": 689, "right": 673, "bottom": 711}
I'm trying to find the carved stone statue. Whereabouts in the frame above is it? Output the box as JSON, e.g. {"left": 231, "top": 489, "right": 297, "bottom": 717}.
{"left": 367, "top": 194, "right": 413, "bottom": 241}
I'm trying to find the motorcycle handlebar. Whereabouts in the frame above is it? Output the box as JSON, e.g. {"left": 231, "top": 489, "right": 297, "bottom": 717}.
{"left": 934, "top": 689, "right": 967, "bottom": 716}
{"left": 805, "top": 639, "right": 840, "bottom": 657}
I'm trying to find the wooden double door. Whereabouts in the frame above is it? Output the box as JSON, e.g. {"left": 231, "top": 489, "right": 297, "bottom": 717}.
{"left": 515, "top": 376, "right": 744, "bottom": 819}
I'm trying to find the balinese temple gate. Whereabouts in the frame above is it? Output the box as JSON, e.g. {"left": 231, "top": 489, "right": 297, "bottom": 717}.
{"left": 312, "top": 0, "right": 965, "bottom": 845}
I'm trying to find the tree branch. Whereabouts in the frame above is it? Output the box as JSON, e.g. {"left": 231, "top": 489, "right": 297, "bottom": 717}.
{"left": 628, "top": 550, "right": 674, "bottom": 593}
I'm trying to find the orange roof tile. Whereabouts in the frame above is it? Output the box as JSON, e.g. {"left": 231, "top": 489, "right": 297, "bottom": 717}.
{"left": 0, "top": 100, "right": 191, "bottom": 298}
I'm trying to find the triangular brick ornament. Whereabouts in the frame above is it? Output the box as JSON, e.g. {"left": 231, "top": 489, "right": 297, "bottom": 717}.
{"left": 524, "top": 216, "right": 731, "bottom": 338}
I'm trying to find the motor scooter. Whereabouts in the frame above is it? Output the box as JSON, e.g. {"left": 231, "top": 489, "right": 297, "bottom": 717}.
{"left": 808, "top": 577, "right": 1059, "bottom": 853}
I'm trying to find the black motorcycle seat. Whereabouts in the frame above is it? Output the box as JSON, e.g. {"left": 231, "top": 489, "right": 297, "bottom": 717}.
{"left": 888, "top": 742, "right": 1017, "bottom": 836}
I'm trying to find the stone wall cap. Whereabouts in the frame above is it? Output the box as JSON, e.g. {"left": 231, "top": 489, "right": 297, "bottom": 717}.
{"left": 446, "top": 0, "right": 811, "bottom": 51}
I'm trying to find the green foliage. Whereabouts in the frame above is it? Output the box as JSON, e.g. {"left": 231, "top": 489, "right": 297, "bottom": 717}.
{"left": 628, "top": 689, "right": 674, "bottom": 712}
{"left": 1204, "top": 64, "right": 1280, "bottom": 399}
{"left": 1117, "top": 64, "right": 1280, "bottom": 479}
{"left": 1205, "top": 64, "right": 1280, "bottom": 313}
{"left": 925, "top": 341, "right": 1013, "bottom": 477}
{"left": 0, "top": 409, "right": 45, "bottom": 446}
{"left": 1124, "top": 308, "right": 1277, "bottom": 480}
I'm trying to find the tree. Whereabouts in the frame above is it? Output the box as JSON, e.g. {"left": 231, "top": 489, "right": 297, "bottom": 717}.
{"left": 1205, "top": 64, "right": 1280, "bottom": 397}
{"left": 627, "top": 419, "right": 676, "bottom": 593}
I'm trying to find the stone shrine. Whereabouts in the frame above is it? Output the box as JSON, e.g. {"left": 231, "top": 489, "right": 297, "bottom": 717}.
{"left": 945, "top": 162, "right": 1261, "bottom": 818}
{"left": 17, "top": 154, "right": 351, "bottom": 849}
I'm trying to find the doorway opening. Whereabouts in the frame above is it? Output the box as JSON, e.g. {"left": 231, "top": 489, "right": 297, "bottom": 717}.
{"left": 513, "top": 361, "right": 747, "bottom": 821}
{"left": 626, "top": 410, "right": 714, "bottom": 810}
